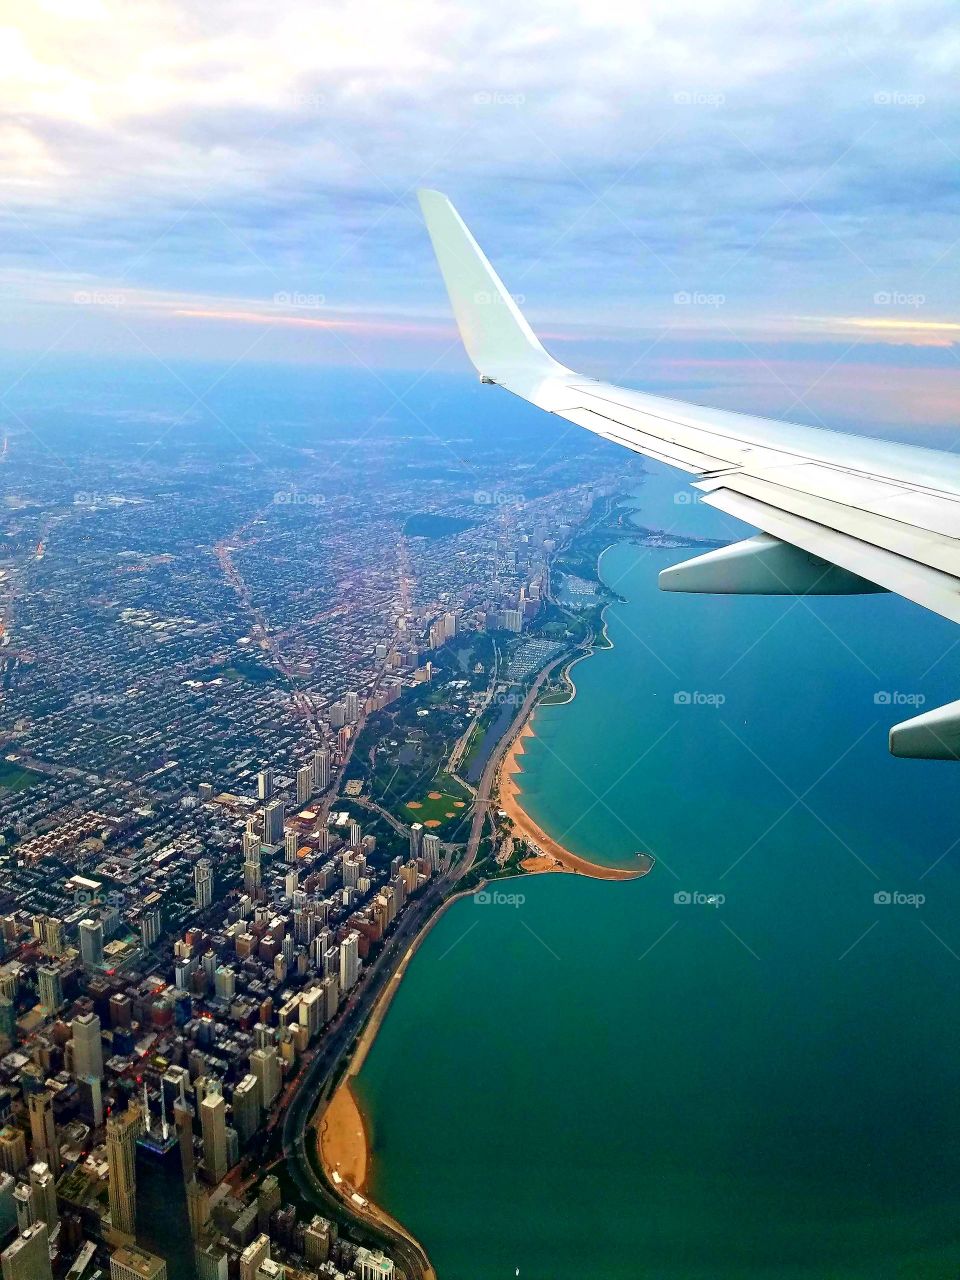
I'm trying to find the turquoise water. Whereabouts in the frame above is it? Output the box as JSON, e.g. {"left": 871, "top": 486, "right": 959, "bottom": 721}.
{"left": 357, "top": 463, "right": 960, "bottom": 1279}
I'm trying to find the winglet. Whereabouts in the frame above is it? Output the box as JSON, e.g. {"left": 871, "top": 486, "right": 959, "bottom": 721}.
{"left": 417, "top": 189, "right": 571, "bottom": 389}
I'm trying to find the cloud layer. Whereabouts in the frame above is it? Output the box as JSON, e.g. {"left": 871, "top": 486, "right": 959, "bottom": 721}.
{"left": 4, "top": 0, "right": 960, "bottom": 382}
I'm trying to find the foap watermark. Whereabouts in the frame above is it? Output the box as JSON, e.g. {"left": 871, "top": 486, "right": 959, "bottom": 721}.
{"left": 473, "top": 90, "right": 526, "bottom": 107}
{"left": 874, "top": 690, "right": 925, "bottom": 707}
{"left": 873, "top": 90, "right": 925, "bottom": 108}
{"left": 474, "top": 888, "right": 526, "bottom": 907}
{"left": 492, "top": 690, "right": 525, "bottom": 708}
{"left": 874, "top": 890, "right": 925, "bottom": 908}
{"left": 473, "top": 489, "right": 524, "bottom": 507}
{"left": 274, "top": 290, "right": 325, "bottom": 310}
{"left": 674, "top": 890, "right": 725, "bottom": 907}
{"left": 673, "top": 90, "right": 725, "bottom": 108}
{"left": 874, "top": 290, "right": 925, "bottom": 308}
{"left": 74, "top": 888, "right": 125, "bottom": 908}
{"left": 674, "top": 490, "right": 707, "bottom": 505}
{"left": 74, "top": 289, "right": 124, "bottom": 308}
{"left": 74, "top": 492, "right": 112, "bottom": 507}
{"left": 674, "top": 290, "right": 725, "bottom": 307}
{"left": 674, "top": 690, "right": 726, "bottom": 707}
{"left": 273, "top": 488, "right": 325, "bottom": 508}
{"left": 73, "top": 692, "right": 123, "bottom": 708}
{"left": 290, "top": 89, "right": 326, "bottom": 111}
{"left": 473, "top": 289, "right": 525, "bottom": 306}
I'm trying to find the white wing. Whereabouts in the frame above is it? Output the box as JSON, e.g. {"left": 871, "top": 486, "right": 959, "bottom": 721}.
{"left": 418, "top": 189, "right": 960, "bottom": 760}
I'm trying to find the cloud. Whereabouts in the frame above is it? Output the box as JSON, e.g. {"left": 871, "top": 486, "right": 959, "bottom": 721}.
{"left": 3, "top": 0, "right": 960, "bottom": 372}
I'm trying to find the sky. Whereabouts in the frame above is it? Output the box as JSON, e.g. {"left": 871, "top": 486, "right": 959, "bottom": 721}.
{"left": 3, "top": 0, "right": 960, "bottom": 434}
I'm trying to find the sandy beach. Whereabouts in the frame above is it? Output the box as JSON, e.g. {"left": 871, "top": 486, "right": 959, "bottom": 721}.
{"left": 498, "top": 722, "right": 647, "bottom": 881}
{"left": 319, "top": 1080, "right": 367, "bottom": 1189}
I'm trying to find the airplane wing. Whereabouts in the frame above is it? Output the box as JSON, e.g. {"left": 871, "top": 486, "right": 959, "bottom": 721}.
{"left": 417, "top": 188, "right": 960, "bottom": 760}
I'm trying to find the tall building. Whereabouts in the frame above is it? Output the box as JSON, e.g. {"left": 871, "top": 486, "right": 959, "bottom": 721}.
{"left": 13, "top": 1183, "right": 35, "bottom": 1233}
{"left": 185, "top": 1177, "right": 209, "bottom": 1241}
{"left": 263, "top": 800, "right": 284, "bottom": 846}
{"left": 27, "top": 1092, "right": 58, "bottom": 1174}
{"left": 194, "top": 860, "right": 214, "bottom": 910}
{"left": 230, "top": 1075, "right": 260, "bottom": 1147}
{"left": 0, "top": 1001, "right": 14, "bottom": 1046}
{"left": 249, "top": 1047, "right": 281, "bottom": 1111}
{"left": 304, "top": 1216, "right": 332, "bottom": 1265}
{"left": 194, "top": 1242, "right": 229, "bottom": 1280}
{"left": 36, "top": 967, "right": 62, "bottom": 1015}
{"left": 199, "top": 1091, "right": 228, "bottom": 1184}
{"left": 421, "top": 832, "right": 442, "bottom": 872}
{"left": 313, "top": 748, "right": 330, "bottom": 791}
{"left": 256, "top": 769, "right": 273, "bottom": 801}
{"left": 284, "top": 830, "right": 299, "bottom": 864}
{"left": 38, "top": 916, "right": 64, "bottom": 958}
{"left": 106, "top": 1102, "right": 142, "bottom": 1239}
{"left": 339, "top": 931, "right": 359, "bottom": 993}
{"left": 239, "top": 1234, "right": 270, "bottom": 1280}
{"left": 140, "top": 908, "right": 161, "bottom": 949}
{"left": 355, "top": 1247, "right": 395, "bottom": 1280}
{"left": 71, "top": 1012, "right": 104, "bottom": 1081}
{"left": 344, "top": 690, "right": 359, "bottom": 723}
{"left": 0, "top": 1221, "right": 52, "bottom": 1280}
{"left": 109, "top": 1245, "right": 168, "bottom": 1280}
{"left": 173, "top": 1099, "right": 195, "bottom": 1182}
{"left": 28, "top": 1162, "right": 57, "bottom": 1230}
{"left": 409, "top": 823, "right": 423, "bottom": 860}
{"left": 0, "top": 1129, "right": 25, "bottom": 1176}
{"left": 79, "top": 918, "right": 104, "bottom": 969}
{"left": 296, "top": 764, "right": 314, "bottom": 806}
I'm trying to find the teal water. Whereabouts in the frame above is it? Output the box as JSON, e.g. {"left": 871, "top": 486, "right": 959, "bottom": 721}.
{"left": 356, "top": 463, "right": 960, "bottom": 1279}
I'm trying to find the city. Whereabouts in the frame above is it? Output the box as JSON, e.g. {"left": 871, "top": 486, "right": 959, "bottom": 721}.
{"left": 0, "top": 406, "right": 637, "bottom": 1280}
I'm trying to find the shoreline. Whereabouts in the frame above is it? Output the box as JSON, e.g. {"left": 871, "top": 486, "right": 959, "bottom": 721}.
{"left": 313, "top": 883, "right": 479, "bottom": 1280}
{"left": 310, "top": 523, "right": 643, "bottom": 1266}
{"left": 498, "top": 722, "right": 648, "bottom": 880}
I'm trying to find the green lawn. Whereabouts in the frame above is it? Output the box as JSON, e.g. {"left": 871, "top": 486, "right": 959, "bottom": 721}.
{"left": 0, "top": 760, "right": 41, "bottom": 792}
{"left": 403, "top": 777, "right": 470, "bottom": 827}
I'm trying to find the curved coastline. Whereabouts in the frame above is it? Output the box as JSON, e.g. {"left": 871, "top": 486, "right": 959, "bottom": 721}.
{"left": 311, "top": 533, "right": 643, "bottom": 1263}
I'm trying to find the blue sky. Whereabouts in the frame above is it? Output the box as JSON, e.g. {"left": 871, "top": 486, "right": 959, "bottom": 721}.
{"left": 3, "top": 0, "right": 960, "bottom": 435}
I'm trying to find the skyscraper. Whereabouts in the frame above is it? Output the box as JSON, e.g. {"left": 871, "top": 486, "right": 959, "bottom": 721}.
{"left": 79, "top": 918, "right": 104, "bottom": 969}
{"left": 37, "top": 968, "right": 62, "bottom": 1015}
{"left": 421, "top": 832, "right": 442, "bottom": 872}
{"left": 28, "top": 1163, "right": 57, "bottom": 1230}
{"left": 263, "top": 800, "right": 284, "bottom": 846}
{"left": 109, "top": 1245, "right": 168, "bottom": 1280}
{"left": 140, "top": 908, "right": 161, "bottom": 949}
{"left": 194, "top": 860, "right": 214, "bottom": 909}
{"left": 296, "top": 764, "right": 313, "bottom": 806}
{"left": 0, "top": 1221, "right": 52, "bottom": 1280}
{"left": 27, "top": 1092, "right": 58, "bottom": 1174}
{"left": 0, "top": 1129, "right": 26, "bottom": 1176}
{"left": 230, "top": 1074, "right": 260, "bottom": 1147}
{"left": 71, "top": 1012, "right": 104, "bottom": 1081}
{"left": 173, "top": 1100, "right": 195, "bottom": 1182}
{"left": 284, "top": 830, "right": 299, "bottom": 864}
{"left": 200, "top": 1091, "right": 228, "bottom": 1184}
{"left": 409, "top": 823, "right": 423, "bottom": 860}
{"left": 344, "top": 691, "right": 359, "bottom": 723}
{"left": 249, "top": 1047, "right": 281, "bottom": 1111}
{"left": 313, "top": 748, "right": 330, "bottom": 791}
{"left": 339, "top": 931, "right": 359, "bottom": 993}
{"left": 106, "top": 1102, "right": 142, "bottom": 1239}
{"left": 256, "top": 768, "right": 273, "bottom": 801}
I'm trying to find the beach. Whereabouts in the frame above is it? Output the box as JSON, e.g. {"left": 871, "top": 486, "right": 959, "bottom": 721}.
{"left": 319, "top": 1080, "right": 367, "bottom": 1189}
{"left": 497, "top": 721, "right": 646, "bottom": 881}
